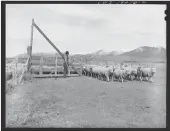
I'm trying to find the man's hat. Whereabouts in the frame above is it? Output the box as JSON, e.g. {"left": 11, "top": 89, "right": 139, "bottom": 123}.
{"left": 65, "top": 51, "right": 69, "bottom": 55}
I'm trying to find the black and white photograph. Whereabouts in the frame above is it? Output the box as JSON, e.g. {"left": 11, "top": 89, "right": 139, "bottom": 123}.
{"left": 5, "top": 3, "right": 166, "bottom": 128}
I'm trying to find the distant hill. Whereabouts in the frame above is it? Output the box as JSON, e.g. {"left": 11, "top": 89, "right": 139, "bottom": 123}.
{"left": 6, "top": 46, "right": 166, "bottom": 63}
{"left": 118, "top": 46, "right": 166, "bottom": 62}
{"left": 76, "top": 46, "right": 166, "bottom": 63}
{"left": 120, "top": 46, "right": 165, "bottom": 58}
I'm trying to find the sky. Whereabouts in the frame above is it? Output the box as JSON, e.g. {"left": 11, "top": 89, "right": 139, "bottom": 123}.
{"left": 6, "top": 4, "right": 166, "bottom": 57}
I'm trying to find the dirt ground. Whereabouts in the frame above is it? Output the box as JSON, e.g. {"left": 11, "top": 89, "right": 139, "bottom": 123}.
{"left": 6, "top": 63, "right": 166, "bottom": 128}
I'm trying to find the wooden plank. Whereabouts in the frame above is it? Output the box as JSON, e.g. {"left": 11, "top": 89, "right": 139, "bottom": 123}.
{"left": 72, "top": 63, "right": 82, "bottom": 66}
{"left": 42, "top": 59, "right": 55, "bottom": 62}
{"left": 42, "top": 68, "right": 56, "bottom": 72}
{"left": 43, "top": 57, "right": 55, "bottom": 61}
{"left": 32, "top": 73, "right": 78, "bottom": 78}
{"left": 31, "top": 60, "right": 56, "bottom": 65}
{"left": 18, "top": 57, "right": 28, "bottom": 61}
{"left": 42, "top": 61, "right": 55, "bottom": 66}
{"left": 39, "top": 54, "right": 43, "bottom": 75}
{"left": 31, "top": 55, "right": 41, "bottom": 60}
{"left": 30, "top": 60, "right": 40, "bottom": 65}
{"left": 32, "top": 67, "right": 55, "bottom": 73}
{"left": 31, "top": 68, "right": 41, "bottom": 72}
{"left": 57, "top": 63, "right": 64, "bottom": 66}
{"left": 32, "top": 74, "right": 57, "bottom": 78}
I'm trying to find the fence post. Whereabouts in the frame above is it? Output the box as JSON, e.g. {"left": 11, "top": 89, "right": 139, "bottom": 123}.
{"left": 80, "top": 57, "right": 83, "bottom": 66}
{"left": 19, "top": 56, "right": 30, "bottom": 84}
{"left": 55, "top": 54, "right": 58, "bottom": 76}
{"left": 13, "top": 57, "right": 18, "bottom": 85}
{"left": 40, "top": 54, "right": 43, "bottom": 76}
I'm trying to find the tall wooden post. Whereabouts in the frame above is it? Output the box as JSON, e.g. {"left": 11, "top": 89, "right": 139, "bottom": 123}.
{"left": 28, "top": 19, "right": 34, "bottom": 74}
{"left": 40, "top": 54, "right": 43, "bottom": 76}
{"left": 63, "top": 51, "right": 69, "bottom": 77}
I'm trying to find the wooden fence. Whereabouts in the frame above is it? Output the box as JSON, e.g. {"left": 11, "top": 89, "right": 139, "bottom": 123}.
{"left": 29, "top": 54, "right": 82, "bottom": 77}
{"left": 6, "top": 55, "right": 157, "bottom": 84}
{"left": 6, "top": 56, "right": 83, "bottom": 83}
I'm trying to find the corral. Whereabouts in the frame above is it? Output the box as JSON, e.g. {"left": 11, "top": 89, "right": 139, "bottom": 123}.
{"left": 6, "top": 18, "right": 166, "bottom": 128}
{"left": 6, "top": 63, "right": 166, "bottom": 128}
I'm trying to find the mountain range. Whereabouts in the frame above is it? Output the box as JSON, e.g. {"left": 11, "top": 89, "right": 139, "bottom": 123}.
{"left": 70, "top": 46, "right": 166, "bottom": 63}
{"left": 7, "top": 46, "right": 166, "bottom": 63}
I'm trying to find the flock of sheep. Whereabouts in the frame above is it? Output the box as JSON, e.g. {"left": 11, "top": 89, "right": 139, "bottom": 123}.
{"left": 6, "top": 62, "right": 27, "bottom": 81}
{"left": 82, "top": 64, "right": 156, "bottom": 83}
{"left": 6, "top": 59, "right": 156, "bottom": 83}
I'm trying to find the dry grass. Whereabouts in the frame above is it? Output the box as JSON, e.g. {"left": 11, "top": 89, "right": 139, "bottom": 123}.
{"left": 6, "top": 63, "right": 166, "bottom": 128}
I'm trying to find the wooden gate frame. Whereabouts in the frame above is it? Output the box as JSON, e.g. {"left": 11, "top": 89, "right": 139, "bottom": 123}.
{"left": 27, "top": 19, "right": 81, "bottom": 76}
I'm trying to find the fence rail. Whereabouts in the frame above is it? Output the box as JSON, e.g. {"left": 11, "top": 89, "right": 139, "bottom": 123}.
{"left": 6, "top": 55, "right": 158, "bottom": 83}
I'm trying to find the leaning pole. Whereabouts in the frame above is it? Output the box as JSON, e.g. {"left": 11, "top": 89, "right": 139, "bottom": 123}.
{"left": 27, "top": 19, "right": 34, "bottom": 73}
{"left": 28, "top": 19, "right": 82, "bottom": 76}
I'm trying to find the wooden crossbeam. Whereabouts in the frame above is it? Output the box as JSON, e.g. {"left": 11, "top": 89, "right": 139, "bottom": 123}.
{"left": 32, "top": 19, "right": 81, "bottom": 76}
{"left": 32, "top": 21, "right": 65, "bottom": 61}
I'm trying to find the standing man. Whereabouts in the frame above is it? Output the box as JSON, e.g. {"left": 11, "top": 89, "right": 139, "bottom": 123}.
{"left": 63, "top": 51, "right": 69, "bottom": 78}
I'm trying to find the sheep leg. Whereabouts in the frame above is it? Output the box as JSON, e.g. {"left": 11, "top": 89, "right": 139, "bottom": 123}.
{"left": 97, "top": 74, "right": 99, "bottom": 79}
{"left": 101, "top": 76, "right": 103, "bottom": 81}
{"left": 106, "top": 75, "right": 109, "bottom": 82}
{"left": 111, "top": 76, "right": 114, "bottom": 81}
{"left": 113, "top": 76, "right": 115, "bottom": 81}
{"left": 121, "top": 76, "right": 123, "bottom": 83}
{"left": 148, "top": 77, "right": 150, "bottom": 81}
{"left": 149, "top": 77, "right": 153, "bottom": 83}
{"left": 100, "top": 74, "right": 103, "bottom": 81}
{"left": 99, "top": 75, "right": 101, "bottom": 80}
{"left": 145, "top": 77, "right": 148, "bottom": 81}
{"left": 140, "top": 76, "right": 142, "bottom": 82}
{"left": 100, "top": 74, "right": 102, "bottom": 81}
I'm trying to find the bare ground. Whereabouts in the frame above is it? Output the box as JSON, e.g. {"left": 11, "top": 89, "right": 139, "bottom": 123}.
{"left": 6, "top": 64, "right": 166, "bottom": 128}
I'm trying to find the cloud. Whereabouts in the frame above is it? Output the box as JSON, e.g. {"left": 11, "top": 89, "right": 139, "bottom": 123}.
{"left": 6, "top": 4, "right": 166, "bottom": 57}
